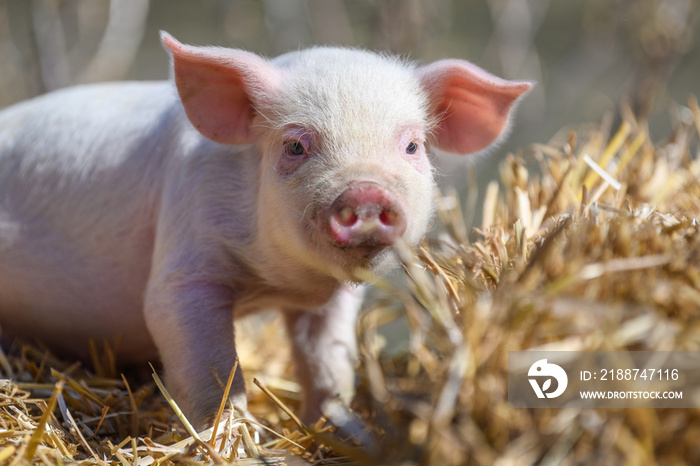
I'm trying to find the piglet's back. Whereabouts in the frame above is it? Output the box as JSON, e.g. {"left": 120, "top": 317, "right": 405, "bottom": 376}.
{"left": 0, "top": 81, "right": 184, "bottom": 361}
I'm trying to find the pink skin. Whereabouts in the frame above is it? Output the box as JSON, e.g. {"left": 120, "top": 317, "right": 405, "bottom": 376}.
{"left": 417, "top": 60, "right": 533, "bottom": 154}
{"left": 397, "top": 125, "right": 430, "bottom": 175}
{"left": 276, "top": 127, "right": 314, "bottom": 177}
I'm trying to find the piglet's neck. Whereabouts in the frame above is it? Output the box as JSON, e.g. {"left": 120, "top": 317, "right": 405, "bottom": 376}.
{"left": 233, "top": 267, "right": 341, "bottom": 316}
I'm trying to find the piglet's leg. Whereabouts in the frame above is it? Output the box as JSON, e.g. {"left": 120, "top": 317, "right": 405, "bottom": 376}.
{"left": 144, "top": 279, "right": 245, "bottom": 430}
{"left": 283, "top": 285, "right": 365, "bottom": 433}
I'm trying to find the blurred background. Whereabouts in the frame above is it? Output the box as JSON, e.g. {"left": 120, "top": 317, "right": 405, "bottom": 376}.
{"left": 0, "top": 0, "right": 698, "bottom": 192}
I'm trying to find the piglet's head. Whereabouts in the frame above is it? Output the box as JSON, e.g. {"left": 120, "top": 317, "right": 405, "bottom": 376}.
{"left": 162, "top": 32, "right": 531, "bottom": 279}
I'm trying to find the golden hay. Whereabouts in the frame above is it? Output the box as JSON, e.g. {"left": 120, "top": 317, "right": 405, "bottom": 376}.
{"left": 1, "top": 100, "right": 699, "bottom": 464}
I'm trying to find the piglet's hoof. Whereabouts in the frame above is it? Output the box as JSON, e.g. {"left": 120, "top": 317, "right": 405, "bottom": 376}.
{"left": 318, "top": 400, "right": 379, "bottom": 456}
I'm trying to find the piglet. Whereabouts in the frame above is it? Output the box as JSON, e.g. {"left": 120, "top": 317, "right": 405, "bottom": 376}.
{"left": 0, "top": 32, "right": 531, "bottom": 430}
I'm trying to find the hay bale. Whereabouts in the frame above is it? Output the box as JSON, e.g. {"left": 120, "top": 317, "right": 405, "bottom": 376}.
{"left": 353, "top": 105, "right": 700, "bottom": 465}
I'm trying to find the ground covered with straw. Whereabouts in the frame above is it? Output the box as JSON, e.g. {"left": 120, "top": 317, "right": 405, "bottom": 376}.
{"left": 1, "top": 102, "right": 699, "bottom": 465}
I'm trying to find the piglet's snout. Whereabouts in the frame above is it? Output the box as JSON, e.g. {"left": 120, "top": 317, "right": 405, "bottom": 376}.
{"left": 326, "top": 181, "right": 407, "bottom": 248}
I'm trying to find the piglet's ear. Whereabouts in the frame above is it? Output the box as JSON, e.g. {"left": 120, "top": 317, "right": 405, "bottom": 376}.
{"left": 161, "top": 31, "right": 281, "bottom": 145}
{"left": 418, "top": 59, "right": 532, "bottom": 155}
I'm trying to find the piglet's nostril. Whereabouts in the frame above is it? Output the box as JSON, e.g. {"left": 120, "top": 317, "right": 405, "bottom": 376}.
{"left": 379, "top": 209, "right": 399, "bottom": 226}
{"left": 336, "top": 207, "right": 358, "bottom": 227}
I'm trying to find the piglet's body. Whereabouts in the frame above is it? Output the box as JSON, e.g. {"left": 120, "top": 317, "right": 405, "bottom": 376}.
{"left": 0, "top": 33, "right": 530, "bottom": 428}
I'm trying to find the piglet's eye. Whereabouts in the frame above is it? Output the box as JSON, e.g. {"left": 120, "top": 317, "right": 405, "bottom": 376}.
{"left": 287, "top": 141, "right": 306, "bottom": 156}
{"left": 406, "top": 141, "right": 419, "bottom": 155}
